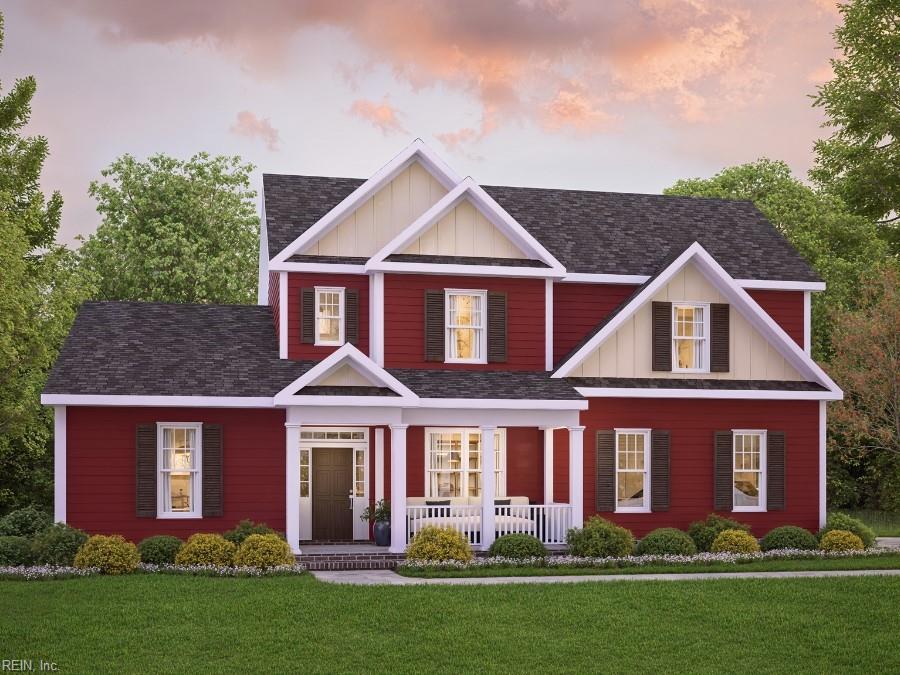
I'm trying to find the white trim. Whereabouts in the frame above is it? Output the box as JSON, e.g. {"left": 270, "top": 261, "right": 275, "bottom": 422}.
{"left": 313, "top": 286, "right": 345, "bottom": 346}
{"left": 277, "top": 395, "right": 412, "bottom": 407}
{"left": 561, "top": 273, "right": 650, "bottom": 284}
{"left": 417, "top": 398, "right": 587, "bottom": 410}
{"left": 370, "top": 272, "right": 385, "bottom": 366}
{"left": 278, "top": 272, "right": 288, "bottom": 359}
{"left": 53, "top": 406, "right": 66, "bottom": 524}
{"left": 671, "top": 302, "right": 711, "bottom": 373}
{"left": 819, "top": 401, "right": 827, "bottom": 528}
{"left": 41, "top": 394, "right": 273, "bottom": 407}
{"left": 575, "top": 387, "right": 842, "bottom": 400}
{"left": 731, "top": 429, "right": 767, "bottom": 513}
{"left": 614, "top": 428, "right": 651, "bottom": 513}
{"left": 561, "top": 272, "right": 826, "bottom": 292}
{"left": 375, "top": 427, "right": 385, "bottom": 503}
{"left": 552, "top": 242, "right": 843, "bottom": 399}
{"left": 545, "top": 279, "right": 554, "bottom": 371}
{"left": 156, "top": 422, "right": 203, "bottom": 519}
{"left": 270, "top": 140, "right": 461, "bottom": 264}
{"left": 481, "top": 425, "right": 497, "bottom": 549}
{"left": 389, "top": 424, "right": 408, "bottom": 553}
{"left": 364, "top": 261, "right": 563, "bottom": 278}
{"left": 269, "top": 262, "right": 368, "bottom": 274}
{"left": 568, "top": 425, "right": 585, "bottom": 528}
{"left": 735, "top": 279, "right": 826, "bottom": 291}
{"left": 542, "top": 427, "right": 554, "bottom": 504}
{"left": 804, "top": 291, "right": 812, "bottom": 355}
{"left": 445, "top": 288, "right": 487, "bottom": 364}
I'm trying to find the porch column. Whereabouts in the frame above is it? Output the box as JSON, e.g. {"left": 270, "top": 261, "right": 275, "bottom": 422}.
{"left": 285, "top": 423, "right": 301, "bottom": 554}
{"left": 481, "top": 426, "right": 497, "bottom": 550}
{"left": 374, "top": 427, "right": 385, "bottom": 502}
{"left": 389, "top": 424, "right": 408, "bottom": 553}
{"left": 542, "top": 426, "right": 554, "bottom": 504}
{"left": 568, "top": 425, "right": 585, "bottom": 529}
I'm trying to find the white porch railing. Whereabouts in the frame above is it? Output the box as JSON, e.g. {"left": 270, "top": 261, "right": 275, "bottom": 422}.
{"left": 406, "top": 504, "right": 572, "bottom": 547}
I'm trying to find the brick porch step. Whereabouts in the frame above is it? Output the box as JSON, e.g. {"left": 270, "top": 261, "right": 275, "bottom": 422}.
{"left": 296, "top": 551, "right": 406, "bottom": 571}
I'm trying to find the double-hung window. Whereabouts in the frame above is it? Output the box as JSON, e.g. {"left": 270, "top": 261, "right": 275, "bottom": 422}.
{"left": 616, "top": 429, "right": 650, "bottom": 512}
{"left": 157, "top": 423, "right": 202, "bottom": 518}
{"left": 445, "top": 290, "right": 486, "bottom": 363}
{"left": 733, "top": 430, "right": 766, "bottom": 511}
{"left": 425, "top": 428, "right": 505, "bottom": 499}
{"left": 315, "top": 287, "right": 344, "bottom": 346}
{"left": 672, "top": 303, "right": 709, "bottom": 372}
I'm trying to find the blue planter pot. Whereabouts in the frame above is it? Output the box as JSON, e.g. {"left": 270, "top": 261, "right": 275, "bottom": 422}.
{"left": 373, "top": 521, "right": 391, "bottom": 547}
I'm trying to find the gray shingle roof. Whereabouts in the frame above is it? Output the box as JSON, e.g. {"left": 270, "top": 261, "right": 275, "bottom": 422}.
{"left": 390, "top": 368, "right": 584, "bottom": 400}
{"left": 567, "top": 378, "right": 827, "bottom": 392}
{"left": 262, "top": 174, "right": 819, "bottom": 282}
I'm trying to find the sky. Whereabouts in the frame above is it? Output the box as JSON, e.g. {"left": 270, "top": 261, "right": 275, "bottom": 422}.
{"left": 1, "top": 0, "right": 843, "bottom": 246}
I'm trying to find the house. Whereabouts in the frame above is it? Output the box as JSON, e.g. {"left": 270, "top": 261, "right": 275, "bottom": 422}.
{"left": 42, "top": 140, "right": 842, "bottom": 554}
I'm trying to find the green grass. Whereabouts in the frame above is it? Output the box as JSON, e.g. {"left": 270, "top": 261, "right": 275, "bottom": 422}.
{"left": 3, "top": 575, "right": 900, "bottom": 672}
{"left": 841, "top": 510, "right": 900, "bottom": 536}
{"left": 398, "top": 553, "right": 900, "bottom": 578}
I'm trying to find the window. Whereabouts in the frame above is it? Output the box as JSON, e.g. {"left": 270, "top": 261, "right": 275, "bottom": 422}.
{"left": 425, "top": 428, "right": 505, "bottom": 499}
{"left": 616, "top": 430, "right": 650, "bottom": 512}
{"left": 445, "top": 290, "right": 486, "bottom": 363}
{"left": 300, "top": 449, "right": 310, "bottom": 498}
{"left": 354, "top": 448, "right": 365, "bottom": 497}
{"left": 157, "top": 423, "right": 202, "bottom": 518}
{"left": 733, "top": 430, "right": 766, "bottom": 511}
{"left": 672, "top": 303, "right": 709, "bottom": 372}
{"left": 315, "top": 287, "right": 344, "bottom": 346}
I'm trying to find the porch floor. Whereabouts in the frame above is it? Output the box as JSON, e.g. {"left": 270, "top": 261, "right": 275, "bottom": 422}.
{"left": 300, "top": 543, "right": 388, "bottom": 554}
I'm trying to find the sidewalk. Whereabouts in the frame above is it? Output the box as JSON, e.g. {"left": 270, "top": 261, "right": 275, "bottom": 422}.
{"left": 311, "top": 568, "right": 900, "bottom": 586}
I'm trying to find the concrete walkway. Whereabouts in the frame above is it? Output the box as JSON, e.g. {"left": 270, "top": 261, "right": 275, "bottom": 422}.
{"left": 311, "top": 568, "right": 900, "bottom": 586}
{"left": 877, "top": 537, "right": 900, "bottom": 549}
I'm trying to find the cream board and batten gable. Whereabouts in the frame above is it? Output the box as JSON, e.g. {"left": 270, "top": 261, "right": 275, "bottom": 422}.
{"left": 568, "top": 261, "right": 803, "bottom": 380}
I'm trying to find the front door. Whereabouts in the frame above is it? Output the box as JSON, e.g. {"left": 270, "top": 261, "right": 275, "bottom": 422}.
{"left": 312, "top": 447, "right": 354, "bottom": 541}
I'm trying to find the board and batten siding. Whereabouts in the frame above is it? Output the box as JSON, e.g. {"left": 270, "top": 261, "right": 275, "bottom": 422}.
{"left": 553, "top": 282, "right": 639, "bottom": 363}
{"left": 286, "top": 272, "right": 370, "bottom": 360}
{"left": 567, "top": 262, "right": 804, "bottom": 380}
{"left": 747, "top": 289, "right": 805, "bottom": 349}
{"left": 383, "top": 274, "right": 546, "bottom": 370}
{"left": 65, "top": 407, "right": 287, "bottom": 542}
{"left": 298, "top": 162, "right": 448, "bottom": 257}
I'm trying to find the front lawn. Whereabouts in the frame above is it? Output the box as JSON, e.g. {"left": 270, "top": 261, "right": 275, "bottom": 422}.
{"left": 3, "top": 575, "right": 900, "bottom": 672}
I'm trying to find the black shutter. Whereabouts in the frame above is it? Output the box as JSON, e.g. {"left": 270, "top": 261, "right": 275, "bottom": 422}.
{"left": 345, "top": 289, "right": 359, "bottom": 345}
{"left": 202, "top": 424, "right": 224, "bottom": 517}
{"left": 487, "top": 292, "right": 508, "bottom": 363}
{"left": 767, "top": 431, "right": 786, "bottom": 511}
{"left": 136, "top": 424, "right": 157, "bottom": 518}
{"left": 650, "top": 430, "right": 670, "bottom": 512}
{"left": 424, "top": 290, "right": 445, "bottom": 362}
{"left": 714, "top": 431, "right": 733, "bottom": 511}
{"left": 652, "top": 301, "right": 672, "bottom": 371}
{"left": 710, "top": 303, "right": 730, "bottom": 372}
{"left": 595, "top": 430, "right": 615, "bottom": 512}
{"left": 301, "top": 288, "right": 315, "bottom": 344}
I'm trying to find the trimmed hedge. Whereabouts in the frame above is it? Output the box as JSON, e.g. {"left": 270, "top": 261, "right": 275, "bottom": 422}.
{"left": 407, "top": 526, "right": 473, "bottom": 562}
{"left": 635, "top": 528, "right": 697, "bottom": 556}
{"left": 0, "top": 506, "right": 52, "bottom": 538}
{"left": 820, "top": 529, "right": 864, "bottom": 552}
{"left": 138, "top": 536, "right": 184, "bottom": 565}
{"left": 566, "top": 517, "right": 634, "bottom": 558}
{"left": 74, "top": 535, "right": 140, "bottom": 574}
{"left": 818, "top": 513, "right": 876, "bottom": 549}
{"left": 175, "top": 534, "right": 237, "bottom": 566}
{"left": 31, "top": 523, "right": 88, "bottom": 566}
{"left": 760, "top": 526, "right": 818, "bottom": 552}
{"left": 711, "top": 529, "right": 760, "bottom": 554}
{"left": 234, "top": 534, "right": 295, "bottom": 568}
{"left": 488, "top": 534, "right": 548, "bottom": 559}
{"left": 688, "top": 514, "right": 751, "bottom": 552}
{"left": 223, "top": 520, "right": 277, "bottom": 545}
{"left": 0, "top": 536, "right": 32, "bottom": 566}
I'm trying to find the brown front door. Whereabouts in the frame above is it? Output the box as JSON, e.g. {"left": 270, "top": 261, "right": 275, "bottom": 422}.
{"left": 312, "top": 447, "right": 354, "bottom": 541}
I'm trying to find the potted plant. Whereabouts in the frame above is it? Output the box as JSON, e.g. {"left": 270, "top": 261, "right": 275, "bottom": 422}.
{"left": 360, "top": 499, "right": 391, "bottom": 546}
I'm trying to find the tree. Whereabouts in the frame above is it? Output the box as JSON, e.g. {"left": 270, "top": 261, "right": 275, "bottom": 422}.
{"left": 664, "top": 159, "right": 887, "bottom": 360}
{"left": 827, "top": 263, "right": 900, "bottom": 510}
{"left": 0, "top": 12, "right": 90, "bottom": 512}
{"left": 78, "top": 153, "right": 259, "bottom": 304}
{"left": 811, "top": 0, "right": 899, "bottom": 251}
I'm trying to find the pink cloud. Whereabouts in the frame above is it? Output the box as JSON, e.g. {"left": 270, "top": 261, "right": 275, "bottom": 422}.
{"left": 229, "top": 111, "right": 280, "bottom": 151}
{"left": 349, "top": 98, "right": 407, "bottom": 135}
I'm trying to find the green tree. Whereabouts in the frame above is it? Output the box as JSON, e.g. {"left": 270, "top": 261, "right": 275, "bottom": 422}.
{"left": 810, "top": 0, "right": 899, "bottom": 250}
{"left": 0, "top": 12, "right": 90, "bottom": 512}
{"left": 664, "top": 159, "right": 887, "bottom": 360}
{"left": 78, "top": 153, "right": 259, "bottom": 304}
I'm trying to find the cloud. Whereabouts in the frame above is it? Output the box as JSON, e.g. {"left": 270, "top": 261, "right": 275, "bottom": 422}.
{"left": 349, "top": 98, "right": 407, "bottom": 135}
{"left": 229, "top": 111, "right": 280, "bottom": 151}
{"left": 541, "top": 82, "right": 615, "bottom": 132}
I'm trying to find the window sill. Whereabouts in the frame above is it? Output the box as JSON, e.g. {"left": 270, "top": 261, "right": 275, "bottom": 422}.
{"left": 444, "top": 359, "right": 488, "bottom": 365}
{"left": 615, "top": 507, "right": 651, "bottom": 514}
{"left": 672, "top": 368, "right": 710, "bottom": 374}
{"left": 157, "top": 513, "right": 203, "bottom": 520}
{"left": 732, "top": 506, "right": 766, "bottom": 513}
{"left": 314, "top": 340, "right": 344, "bottom": 347}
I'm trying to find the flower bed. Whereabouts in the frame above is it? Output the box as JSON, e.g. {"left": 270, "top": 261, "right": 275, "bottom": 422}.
{"left": 0, "top": 562, "right": 307, "bottom": 581}
{"left": 0, "top": 565, "right": 100, "bottom": 581}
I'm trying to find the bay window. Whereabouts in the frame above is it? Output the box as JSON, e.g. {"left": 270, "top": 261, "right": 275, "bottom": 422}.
{"left": 445, "top": 290, "right": 486, "bottom": 363}
{"left": 425, "top": 428, "right": 505, "bottom": 499}
{"left": 157, "top": 423, "right": 202, "bottom": 518}
{"left": 672, "top": 303, "right": 709, "bottom": 372}
{"left": 733, "top": 430, "right": 766, "bottom": 511}
{"left": 616, "top": 429, "right": 650, "bottom": 512}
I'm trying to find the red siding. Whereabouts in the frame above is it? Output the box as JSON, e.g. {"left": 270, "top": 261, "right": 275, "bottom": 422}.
{"left": 748, "top": 289, "right": 805, "bottom": 348}
{"left": 384, "top": 274, "right": 545, "bottom": 370}
{"left": 553, "top": 283, "right": 638, "bottom": 363}
{"left": 580, "top": 398, "right": 820, "bottom": 536}
{"left": 66, "top": 407, "right": 286, "bottom": 542}
{"left": 286, "top": 273, "right": 370, "bottom": 360}
{"left": 268, "top": 271, "right": 280, "bottom": 339}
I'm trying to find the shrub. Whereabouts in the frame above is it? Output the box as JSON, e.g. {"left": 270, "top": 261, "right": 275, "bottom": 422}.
{"left": 819, "top": 529, "right": 864, "bottom": 552}
{"left": 406, "top": 526, "right": 473, "bottom": 562}
{"left": 488, "top": 534, "right": 548, "bottom": 559}
{"left": 0, "top": 536, "right": 32, "bottom": 565}
{"left": 635, "top": 528, "right": 697, "bottom": 556}
{"left": 566, "top": 517, "right": 634, "bottom": 558}
{"left": 74, "top": 535, "right": 140, "bottom": 574}
{"left": 711, "top": 529, "right": 760, "bottom": 554}
{"left": 0, "top": 506, "right": 52, "bottom": 538}
{"left": 175, "top": 533, "right": 237, "bottom": 566}
{"left": 31, "top": 523, "right": 89, "bottom": 566}
{"left": 818, "top": 513, "right": 876, "bottom": 549}
{"left": 234, "top": 534, "right": 294, "bottom": 568}
{"left": 223, "top": 519, "right": 277, "bottom": 545}
{"left": 760, "top": 526, "right": 818, "bottom": 552}
{"left": 688, "top": 514, "right": 751, "bottom": 552}
{"left": 138, "top": 535, "right": 184, "bottom": 565}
